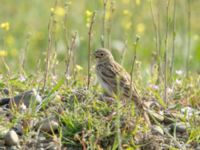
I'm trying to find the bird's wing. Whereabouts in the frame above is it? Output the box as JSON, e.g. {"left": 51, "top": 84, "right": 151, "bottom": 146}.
{"left": 97, "top": 61, "right": 131, "bottom": 96}
{"left": 112, "top": 62, "right": 139, "bottom": 99}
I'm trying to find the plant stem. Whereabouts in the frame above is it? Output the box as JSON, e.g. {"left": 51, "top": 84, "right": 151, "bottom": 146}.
{"left": 87, "top": 12, "right": 96, "bottom": 89}
{"left": 186, "top": 0, "right": 191, "bottom": 77}
{"left": 107, "top": 0, "right": 115, "bottom": 49}
{"left": 130, "top": 36, "right": 140, "bottom": 99}
{"left": 42, "top": 14, "right": 54, "bottom": 93}
{"left": 65, "top": 32, "right": 77, "bottom": 81}
{"left": 164, "top": 0, "right": 170, "bottom": 104}
{"left": 101, "top": 0, "right": 108, "bottom": 47}
{"left": 170, "top": 0, "right": 176, "bottom": 77}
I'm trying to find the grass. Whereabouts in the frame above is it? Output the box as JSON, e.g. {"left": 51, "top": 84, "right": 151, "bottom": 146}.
{"left": 0, "top": 0, "right": 200, "bottom": 149}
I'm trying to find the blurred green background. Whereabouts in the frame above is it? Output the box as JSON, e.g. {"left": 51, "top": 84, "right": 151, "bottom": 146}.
{"left": 0, "top": 0, "right": 199, "bottom": 75}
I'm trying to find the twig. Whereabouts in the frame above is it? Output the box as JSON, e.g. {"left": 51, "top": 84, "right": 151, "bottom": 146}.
{"left": 120, "top": 39, "right": 128, "bottom": 65}
{"left": 101, "top": 0, "right": 108, "bottom": 47}
{"left": 65, "top": 32, "right": 77, "bottom": 81}
{"left": 107, "top": 0, "right": 115, "bottom": 49}
{"left": 164, "top": 0, "right": 170, "bottom": 104}
{"left": 20, "top": 33, "right": 31, "bottom": 74}
{"left": 42, "top": 16, "right": 54, "bottom": 93}
{"left": 170, "top": 0, "right": 176, "bottom": 76}
{"left": 150, "top": 0, "right": 158, "bottom": 54}
{"left": 150, "top": 0, "right": 161, "bottom": 84}
{"left": 87, "top": 12, "right": 96, "bottom": 89}
{"left": 130, "top": 36, "right": 140, "bottom": 99}
{"left": 62, "top": 2, "right": 70, "bottom": 84}
{"left": 42, "top": 0, "right": 58, "bottom": 93}
{"left": 186, "top": 0, "right": 191, "bottom": 77}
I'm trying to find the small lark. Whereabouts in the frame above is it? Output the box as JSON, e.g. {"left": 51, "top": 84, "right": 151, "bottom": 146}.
{"left": 93, "top": 48, "right": 150, "bottom": 124}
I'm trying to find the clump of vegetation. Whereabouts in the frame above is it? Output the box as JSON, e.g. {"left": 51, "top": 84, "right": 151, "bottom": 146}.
{"left": 0, "top": 0, "right": 200, "bottom": 149}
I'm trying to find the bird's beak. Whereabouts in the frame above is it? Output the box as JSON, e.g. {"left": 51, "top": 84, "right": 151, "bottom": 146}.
{"left": 93, "top": 51, "right": 97, "bottom": 58}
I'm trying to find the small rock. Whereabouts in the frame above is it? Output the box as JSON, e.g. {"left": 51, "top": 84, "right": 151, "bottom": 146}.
{"left": 39, "top": 119, "right": 59, "bottom": 133}
{"left": 169, "top": 122, "right": 188, "bottom": 133}
{"left": 181, "top": 107, "right": 200, "bottom": 118}
{"left": 151, "top": 125, "right": 164, "bottom": 135}
{"left": 4, "top": 130, "right": 19, "bottom": 146}
{"left": 196, "top": 145, "right": 200, "bottom": 150}
{"left": 0, "top": 146, "right": 5, "bottom": 150}
{"left": 47, "top": 142, "right": 58, "bottom": 150}
{"left": 8, "top": 89, "right": 42, "bottom": 108}
{"left": 13, "top": 124, "right": 23, "bottom": 136}
{"left": 38, "top": 134, "right": 46, "bottom": 141}
{"left": 3, "top": 88, "right": 9, "bottom": 95}
{"left": 148, "top": 110, "right": 164, "bottom": 122}
{"left": 0, "top": 126, "right": 9, "bottom": 138}
{"left": 7, "top": 146, "right": 18, "bottom": 150}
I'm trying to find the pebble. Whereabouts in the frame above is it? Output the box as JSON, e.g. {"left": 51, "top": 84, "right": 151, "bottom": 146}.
{"left": 3, "top": 88, "right": 9, "bottom": 95}
{"left": 0, "top": 126, "right": 9, "bottom": 137}
{"left": 39, "top": 119, "right": 59, "bottom": 133}
{"left": 7, "top": 146, "right": 18, "bottom": 150}
{"left": 148, "top": 110, "right": 164, "bottom": 122}
{"left": 8, "top": 89, "right": 42, "bottom": 108}
{"left": 13, "top": 124, "right": 23, "bottom": 136}
{"left": 196, "top": 146, "right": 200, "bottom": 150}
{"left": 169, "top": 122, "right": 188, "bottom": 133}
{"left": 4, "top": 130, "right": 19, "bottom": 146}
{"left": 151, "top": 125, "right": 164, "bottom": 135}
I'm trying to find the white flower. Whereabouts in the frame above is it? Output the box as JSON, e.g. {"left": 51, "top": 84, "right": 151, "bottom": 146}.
{"left": 175, "top": 79, "right": 182, "bottom": 85}
{"left": 33, "top": 88, "right": 42, "bottom": 103}
{"left": 167, "top": 87, "right": 173, "bottom": 94}
{"left": 175, "top": 70, "right": 183, "bottom": 76}
{"left": 149, "top": 84, "right": 159, "bottom": 90}
{"left": 19, "top": 75, "right": 26, "bottom": 82}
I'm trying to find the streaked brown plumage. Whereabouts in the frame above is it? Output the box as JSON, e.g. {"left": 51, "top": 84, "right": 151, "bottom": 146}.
{"left": 93, "top": 48, "right": 151, "bottom": 125}
{"left": 93, "top": 48, "right": 142, "bottom": 108}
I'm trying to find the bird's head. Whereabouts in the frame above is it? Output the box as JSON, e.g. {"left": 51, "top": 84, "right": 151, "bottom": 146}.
{"left": 93, "top": 48, "right": 114, "bottom": 63}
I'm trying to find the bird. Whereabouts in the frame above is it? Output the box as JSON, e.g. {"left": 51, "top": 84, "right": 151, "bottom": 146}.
{"left": 93, "top": 48, "right": 151, "bottom": 124}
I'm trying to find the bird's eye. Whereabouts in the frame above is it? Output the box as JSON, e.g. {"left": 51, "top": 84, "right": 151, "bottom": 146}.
{"left": 100, "top": 53, "right": 104, "bottom": 56}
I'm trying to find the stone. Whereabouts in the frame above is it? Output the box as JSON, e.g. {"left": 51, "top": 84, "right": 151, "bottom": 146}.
{"left": 169, "top": 122, "right": 189, "bottom": 133}
{"left": 39, "top": 119, "right": 59, "bottom": 133}
{"left": 0, "top": 126, "right": 9, "bottom": 138}
{"left": 148, "top": 110, "right": 164, "bottom": 122}
{"left": 151, "top": 125, "right": 164, "bottom": 135}
{"left": 8, "top": 89, "right": 42, "bottom": 108}
{"left": 4, "top": 130, "right": 19, "bottom": 146}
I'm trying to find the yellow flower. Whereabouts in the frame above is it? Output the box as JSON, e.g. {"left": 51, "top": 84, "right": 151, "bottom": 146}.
{"left": 136, "top": 0, "right": 141, "bottom": 5}
{"left": 86, "top": 23, "right": 90, "bottom": 28}
{"left": 6, "top": 35, "right": 15, "bottom": 45}
{"left": 55, "top": 7, "right": 65, "bottom": 16}
{"left": 122, "top": 20, "right": 132, "bottom": 30}
{"left": 66, "top": 1, "right": 72, "bottom": 5}
{"left": 123, "top": 10, "right": 132, "bottom": 16}
{"left": 136, "top": 23, "right": 145, "bottom": 34}
{"left": 75, "top": 65, "right": 83, "bottom": 71}
{"left": 85, "top": 10, "right": 93, "bottom": 28}
{"left": 85, "top": 10, "right": 92, "bottom": 17}
{"left": 122, "top": 0, "right": 130, "bottom": 4}
{"left": 0, "top": 50, "right": 8, "bottom": 57}
{"left": 86, "top": 18, "right": 91, "bottom": 23}
{"left": 50, "top": 7, "right": 55, "bottom": 13}
{"left": 193, "top": 34, "right": 199, "bottom": 41}
{"left": 0, "top": 22, "right": 10, "bottom": 31}
{"left": 105, "top": 11, "right": 111, "bottom": 21}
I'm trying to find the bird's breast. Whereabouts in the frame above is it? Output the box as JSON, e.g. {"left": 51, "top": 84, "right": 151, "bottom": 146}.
{"left": 95, "top": 65, "right": 113, "bottom": 95}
